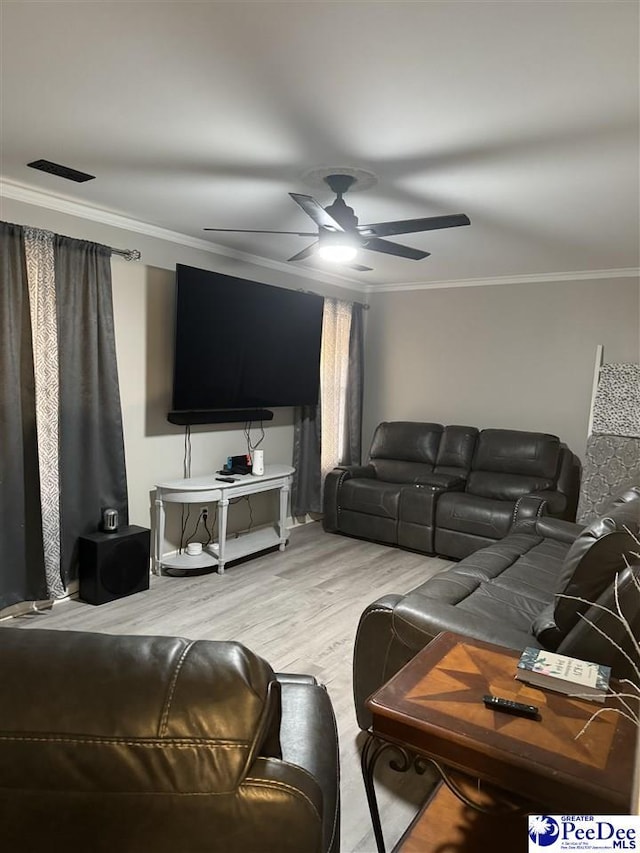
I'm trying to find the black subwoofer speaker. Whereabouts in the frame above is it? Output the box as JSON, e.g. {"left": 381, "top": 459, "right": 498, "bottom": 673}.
{"left": 78, "top": 525, "right": 150, "bottom": 606}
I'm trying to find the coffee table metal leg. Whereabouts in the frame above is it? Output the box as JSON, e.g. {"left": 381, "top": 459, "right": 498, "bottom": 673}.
{"left": 361, "top": 734, "right": 415, "bottom": 853}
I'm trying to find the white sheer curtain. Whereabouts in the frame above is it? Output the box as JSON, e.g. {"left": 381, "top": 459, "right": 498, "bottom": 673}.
{"left": 320, "top": 298, "right": 353, "bottom": 489}
{"left": 291, "top": 296, "right": 364, "bottom": 516}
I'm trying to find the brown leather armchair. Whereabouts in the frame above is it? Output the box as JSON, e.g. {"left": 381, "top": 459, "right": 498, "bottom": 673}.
{"left": 0, "top": 629, "right": 340, "bottom": 853}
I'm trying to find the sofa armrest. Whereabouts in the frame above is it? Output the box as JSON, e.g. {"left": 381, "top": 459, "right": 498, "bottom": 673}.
{"left": 322, "top": 465, "right": 375, "bottom": 531}
{"left": 277, "top": 677, "right": 340, "bottom": 853}
{"left": 512, "top": 494, "right": 548, "bottom": 525}
{"left": 353, "top": 594, "right": 405, "bottom": 728}
{"left": 513, "top": 516, "right": 583, "bottom": 543}
{"left": 529, "top": 489, "right": 569, "bottom": 516}
{"left": 512, "top": 491, "right": 570, "bottom": 526}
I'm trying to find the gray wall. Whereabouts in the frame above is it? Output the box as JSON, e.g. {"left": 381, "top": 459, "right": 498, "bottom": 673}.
{"left": 363, "top": 277, "right": 640, "bottom": 460}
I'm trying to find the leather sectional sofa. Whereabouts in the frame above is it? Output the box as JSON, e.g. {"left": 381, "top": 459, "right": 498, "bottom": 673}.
{"left": 0, "top": 630, "right": 340, "bottom": 853}
{"left": 353, "top": 486, "right": 640, "bottom": 730}
{"left": 324, "top": 421, "right": 581, "bottom": 560}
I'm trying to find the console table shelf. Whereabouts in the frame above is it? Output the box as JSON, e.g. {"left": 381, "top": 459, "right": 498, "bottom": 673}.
{"left": 210, "top": 526, "right": 283, "bottom": 563}
{"left": 153, "top": 465, "right": 294, "bottom": 575}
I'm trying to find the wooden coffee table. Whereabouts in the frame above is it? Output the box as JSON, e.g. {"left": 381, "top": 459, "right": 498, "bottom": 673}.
{"left": 362, "top": 632, "right": 637, "bottom": 853}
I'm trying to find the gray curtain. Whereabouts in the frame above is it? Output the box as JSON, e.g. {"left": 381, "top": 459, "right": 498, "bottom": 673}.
{"left": 0, "top": 223, "right": 128, "bottom": 610}
{"left": 343, "top": 302, "right": 364, "bottom": 466}
{"left": 292, "top": 405, "right": 322, "bottom": 516}
{"left": 55, "top": 236, "right": 128, "bottom": 587}
{"left": 0, "top": 223, "right": 48, "bottom": 609}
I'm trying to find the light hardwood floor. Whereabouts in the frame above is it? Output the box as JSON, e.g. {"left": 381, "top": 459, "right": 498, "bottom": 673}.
{"left": 4, "top": 521, "right": 452, "bottom": 852}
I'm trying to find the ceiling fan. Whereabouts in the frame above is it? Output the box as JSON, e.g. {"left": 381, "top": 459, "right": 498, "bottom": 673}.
{"left": 204, "top": 173, "right": 470, "bottom": 271}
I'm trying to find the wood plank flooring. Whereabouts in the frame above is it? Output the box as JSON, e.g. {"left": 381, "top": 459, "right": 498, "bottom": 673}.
{"left": 3, "top": 521, "right": 453, "bottom": 853}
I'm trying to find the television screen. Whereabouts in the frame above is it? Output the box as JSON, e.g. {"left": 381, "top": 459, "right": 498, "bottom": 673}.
{"left": 171, "top": 264, "right": 324, "bottom": 412}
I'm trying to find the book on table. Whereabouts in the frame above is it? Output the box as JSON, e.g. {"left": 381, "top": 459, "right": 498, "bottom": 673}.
{"left": 515, "top": 647, "right": 611, "bottom": 703}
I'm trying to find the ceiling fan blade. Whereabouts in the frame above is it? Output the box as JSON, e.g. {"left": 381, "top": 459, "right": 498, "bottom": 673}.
{"left": 359, "top": 213, "right": 470, "bottom": 238}
{"left": 363, "top": 236, "right": 430, "bottom": 260}
{"left": 289, "top": 193, "right": 345, "bottom": 232}
{"left": 204, "top": 228, "right": 316, "bottom": 235}
{"left": 287, "top": 242, "right": 319, "bottom": 262}
{"left": 349, "top": 263, "right": 373, "bottom": 272}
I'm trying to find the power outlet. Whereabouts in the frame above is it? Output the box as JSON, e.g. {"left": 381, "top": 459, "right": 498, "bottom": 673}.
{"left": 201, "top": 506, "right": 209, "bottom": 522}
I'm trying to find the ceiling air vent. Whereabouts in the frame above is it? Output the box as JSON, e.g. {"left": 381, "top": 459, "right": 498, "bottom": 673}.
{"left": 27, "top": 159, "right": 95, "bottom": 183}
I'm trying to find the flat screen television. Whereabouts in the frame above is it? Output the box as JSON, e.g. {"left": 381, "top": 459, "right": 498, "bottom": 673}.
{"left": 170, "top": 264, "right": 324, "bottom": 422}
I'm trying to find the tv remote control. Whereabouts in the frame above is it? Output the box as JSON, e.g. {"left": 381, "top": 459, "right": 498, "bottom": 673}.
{"left": 216, "top": 476, "right": 237, "bottom": 483}
{"left": 483, "top": 694, "right": 540, "bottom": 720}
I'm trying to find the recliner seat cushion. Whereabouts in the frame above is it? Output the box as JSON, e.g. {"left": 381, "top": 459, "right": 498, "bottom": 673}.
{"left": 339, "top": 479, "right": 403, "bottom": 519}
{"left": 451, "top": 532, "right": 569, "bottom": 597}
{"left": 435, "top": 492, "right": 515, "bottom": 540}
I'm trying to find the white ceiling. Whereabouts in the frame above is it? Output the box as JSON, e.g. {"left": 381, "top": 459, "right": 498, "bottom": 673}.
{"left": 1, "top": 1, "right": 638, "bottom": 289}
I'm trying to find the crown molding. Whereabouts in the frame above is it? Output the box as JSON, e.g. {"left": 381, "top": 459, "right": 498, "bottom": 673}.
{"left": 365, "top": 267, "right": 640, "bottom": 294}
{"left": 0, "top": 178, "right": 368, "bottom": 295}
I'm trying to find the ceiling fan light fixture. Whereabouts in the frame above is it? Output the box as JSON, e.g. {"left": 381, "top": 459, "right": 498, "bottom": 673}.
{"left": 317, "top": 231, "right": 358, "bottom": 263}
{"left": 318, "top": 243, "right": 358, "bottom": 263}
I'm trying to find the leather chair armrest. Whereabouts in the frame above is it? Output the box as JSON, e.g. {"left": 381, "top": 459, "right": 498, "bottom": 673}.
{"left": 322, "top": 465, "right": 375, "bottom": 531}
{"left": 353, "top": 594, "right": 405, "bottom": 728}
{"left": 512, "top": 490, "right": 569, "bottom": 527}
{"left": 336, "top": 464, "right": 376, "bottom": 479}
{"left": 513, "top": 516, "right": 583, "bottom": 543}
{"left": 277, "top": 677, "right": 340, "bottom": 853}
{"left": 275, "top": 672, "right": 317, "bottom": 685}
{"left": 242, "top": 757, "right": 327, "bottom": 853}
{"left": 512, "top": 494, "right": 548, "bottom": 525}
{"left": 530, "top": 489, "right": 568, "bottom": 516}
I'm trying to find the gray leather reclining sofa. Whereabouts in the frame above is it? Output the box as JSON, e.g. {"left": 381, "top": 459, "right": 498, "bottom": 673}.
{"left": 0, "top": 630, "right": 340, "bottom": 853}
{"left": 324, "top": 421, "right": 580, "bottom": 560}
{"left": 353, "top": 486, "right": 640, "bottom": 729}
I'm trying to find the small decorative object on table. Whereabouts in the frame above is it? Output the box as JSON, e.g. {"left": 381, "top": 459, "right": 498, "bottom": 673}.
{"left": 516, "top": 647, "right": 611, "bottom": 702}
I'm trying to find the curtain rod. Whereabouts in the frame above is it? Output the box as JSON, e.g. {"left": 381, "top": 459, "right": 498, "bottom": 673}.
{"left": 111, "top": 247, "right": 141, "bottom": 261}
{"left": 300, "top": 288, "right": 369, "bottom": 309}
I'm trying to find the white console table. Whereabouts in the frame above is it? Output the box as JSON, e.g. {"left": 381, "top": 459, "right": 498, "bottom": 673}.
{"left": 153, "top": 464, "right": 294, "bottom": 575}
